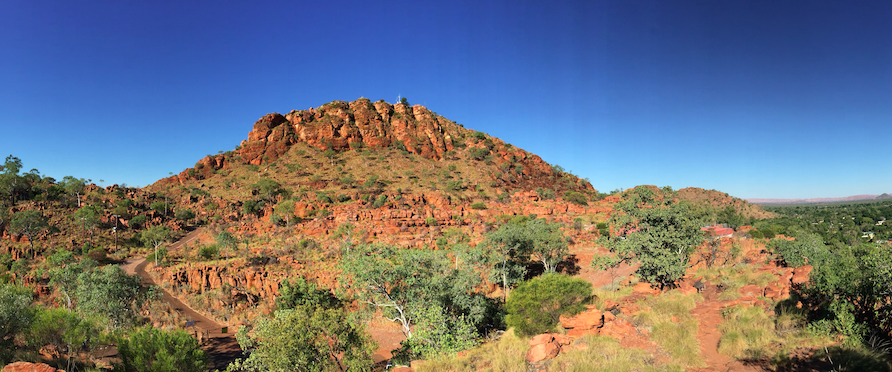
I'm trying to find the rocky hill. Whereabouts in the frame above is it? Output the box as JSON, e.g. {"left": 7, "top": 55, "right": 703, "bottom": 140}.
{"left": 676, "top": 187, "right": 774, "bottom": 220}
{"left": 143, "top": 99, "right": 599, "bottom": 249}
{"left": 153, "top": 98, "right": 591, "bottom": 194}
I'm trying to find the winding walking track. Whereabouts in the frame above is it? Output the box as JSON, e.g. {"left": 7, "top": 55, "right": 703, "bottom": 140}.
{"left": 121, "top": 228, "right": 242, "bottom": 371}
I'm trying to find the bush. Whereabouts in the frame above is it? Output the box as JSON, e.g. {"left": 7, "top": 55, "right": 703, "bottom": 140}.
{"left": 149, "top": 202, "right": 167, "bottom": 215}
{"left": 373, "top": 194, "right": 388, "bottom": 208}
{"left": 563, "top": 191, "right": 588, "bottom": 206}
{"left": 198, "top": 245, "right": 218, "bottom": 260}
{"left": 505, "top": 273, "right": 592, "bottom": 336}
{"left": 470, "top": 202, "right": 487, "bottom": 210}
{"left": 242, "top": 200, "right": 264, "bottom": 216}
{"left": 129, "top": 215, "right": 147, "bottom": 229}
{"left": 425, "top": 217, "right": 437, "bottom": 226}
{"left": 118, "top": 326, "right": 207, "bottom": 372}
{"left": 175, "top": 208, "right": 195, "bottom": 222}
{"left": 470, "top": 148, "right": 490, "bottom": 160}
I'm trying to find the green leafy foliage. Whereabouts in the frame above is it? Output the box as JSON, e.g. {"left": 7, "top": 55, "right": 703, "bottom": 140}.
{"left": 602, "top": 186, "right": 704, "bottom": 287}
{"left": 0, "top": 284, "right": 33, "bottom": 363}
{"left": 276, "top": 277, "right": 340, "bottom": 311}
{"left": 175, "top": 208, "right": 195, "bottom": 222}
{"left": 251, "top": 178, "right": 286, "bottom": 203}
{"left": 10, "top": 210, "right": 50, "bottom": 251}
{"left": 229, "top": 305, "right": 375, "bottom": 372}
{"left": 563, "top": 191, "right": 588, "bottom": 206}
{"left": 149, "top": 201, "right": 168, "bottom": 215}
{"left": 505, "top": 273, "right": 592, "bottom": 336}
{"left": 216, "top": 230, "right": 237, "bottom": 258}
{"left": 398, "top": 306, "right": 479, "bottom": 361}
{"left": 73, "top": 265, "right": 156, "bottom": 330}
{"left": 480, "top": 218, "right": 569, "bottom": 299}
{"left": 118, "top": 326, "right": 208, "bottom": 372}
{"left": 242, "top": 199, "right": 264, "bottom": 216}
{"left": 26, "top": 307, "right": 103, "bottom": 365}
{"left": 340, "top": 244, "right": 491, "bottom": 358}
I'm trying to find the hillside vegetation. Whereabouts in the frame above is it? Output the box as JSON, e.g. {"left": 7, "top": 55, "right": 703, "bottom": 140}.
{"left": 2, "top": 99, "right": 889, "bottom": 372}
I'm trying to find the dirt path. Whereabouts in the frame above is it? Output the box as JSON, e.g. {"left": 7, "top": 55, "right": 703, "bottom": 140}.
{"left": 123, "top": 228, "right": 242, "bottom": 371}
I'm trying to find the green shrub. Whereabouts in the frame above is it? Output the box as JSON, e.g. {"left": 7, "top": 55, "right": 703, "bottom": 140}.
{"left": 198, "top": 245, "right": 218, "bottom": 260}
{"left": 373, "top": 194, "right": 388, "bottom": 208}
{"left": 129, "top": 215, "right": 147, "bottom": 229}
{"left": 242, "top": 200, "right": 264, "bottom": 216}
{"left": 425, "top": 217, "right": 437, "bottom": 226}
{"left": 149, "top": 202, "right": 167, "bottom": 215}
{"left": 175, "top": 208, "right": 195, "bottom": 222}
{"left": 470, "top": 148, "right": 490, "bottom": 160}
{"left": 118, "top": 326, "right": 207, "bottom": 372}
{"left": 470, "top": 202, "right": 487, "bottom": 210}
{"left": 563, "top": 191, "right": 588, "bottom": 206}
{"left": 506, "top": 273, "right": 592, "bottom": 336}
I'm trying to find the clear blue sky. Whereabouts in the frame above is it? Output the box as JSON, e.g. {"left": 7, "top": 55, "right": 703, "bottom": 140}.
{"left": 2, "top": 1, "right": 890, "bottom": 199}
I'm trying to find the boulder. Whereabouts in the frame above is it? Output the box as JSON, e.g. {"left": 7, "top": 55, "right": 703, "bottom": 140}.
{"left": 560, "top": 308, "right": 603, "bottom": 330}
{"left": 2, "top": 362, "right": 63, "bottom": 372}
{"left": 632, "top": 282, "right": 658, "bottom": 295}
{"left": 526, "top": 341, "right": 560, "bottom": 363}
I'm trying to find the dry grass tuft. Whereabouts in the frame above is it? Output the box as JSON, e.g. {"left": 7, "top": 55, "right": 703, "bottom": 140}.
{"left": 548, "top": 334, "right": 684, "bottom": 372}
{"left": 630, "top": 290, "right": 705, "bottom": 368}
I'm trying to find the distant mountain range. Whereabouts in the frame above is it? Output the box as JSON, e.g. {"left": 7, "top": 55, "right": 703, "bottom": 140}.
{"left": 748, "top": 193, "right": 890, "bottom": 204}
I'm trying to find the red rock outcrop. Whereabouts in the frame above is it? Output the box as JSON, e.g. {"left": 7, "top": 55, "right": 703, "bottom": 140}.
{"left": 152, "top": 98, "right": 594, "bottom": 194}
{"left": 2, "top": 362, "right": 63, "bottom": 372}
{"left": 526, "top": 334, "right": 562, "bottom": 363}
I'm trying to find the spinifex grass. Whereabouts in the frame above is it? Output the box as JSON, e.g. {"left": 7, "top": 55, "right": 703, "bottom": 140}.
{"left": 548, "top": 335, "right": 685, "bottom": 372}
{"left": 631, "top": 290, "right": 706, "bottom": 368}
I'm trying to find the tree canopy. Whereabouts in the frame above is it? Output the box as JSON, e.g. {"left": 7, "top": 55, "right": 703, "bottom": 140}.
{"left": 600, "top": 186, "right": 705, "bottom": 287}
{"left": 340, "top": 243, "right": 490, "bottom": 358}
{"left": 231, "top": 279, "right": 374, "bottom": 372}
{"left": 118, "top": 326, "right": 208, "bottom": 372}
{"left": 480, "top": 218, "right": 570, "bottom": 298}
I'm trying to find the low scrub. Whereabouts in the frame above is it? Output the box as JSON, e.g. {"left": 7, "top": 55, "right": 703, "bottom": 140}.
{"left": 631, "top": 290, "right": 705, "bottom": 368}
{"left": 548, "top": 335, "right": 684, "bottom": 372}
{"left": 505, "top": 273, "right": 592, "bottom": 337}
{"left": 414, "top": 329, "right": 528, "bottom": 372}
{"left": 695, "top": 264, "right": 776, "bottom": 301}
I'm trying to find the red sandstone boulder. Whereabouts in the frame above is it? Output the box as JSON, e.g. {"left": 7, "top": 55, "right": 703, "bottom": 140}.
{"left": 560, "top": 306, "right": 603, "bottom": 331}
{"left": 632, "top": 282, "right": 658, "bottom": 295}
{"left": 526, "top": 334, "right": 561, "bottom": 363}
{"left": 2, "top": 362, "right": 63, "bottom": 372}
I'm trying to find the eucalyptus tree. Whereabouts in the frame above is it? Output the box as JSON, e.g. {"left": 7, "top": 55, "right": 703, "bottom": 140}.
{"left": 10, "top": 210, "right": 50, "bottom": 257}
